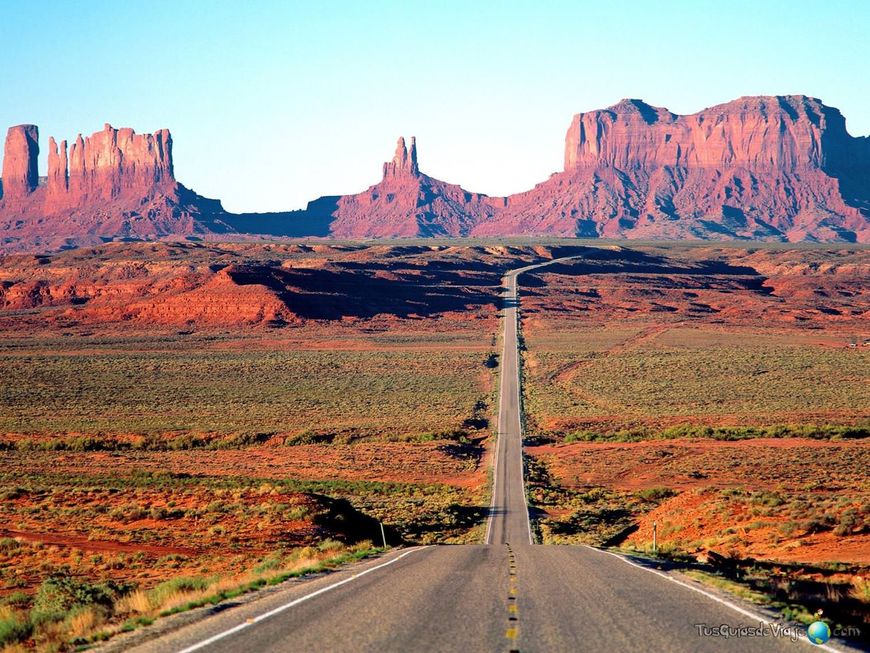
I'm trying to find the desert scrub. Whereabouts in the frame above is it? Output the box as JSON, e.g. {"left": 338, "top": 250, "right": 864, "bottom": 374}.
{"left": 524, "top": 456, "right": 673, "bottom": 544}
{"left": 677, "top": 564, "right": 867, "bottom": 646}
{"left": 0, "top": 346, "right": 491, "bottom": 439}
{"left": 626, "top": 487, "right": 868, "bottom": 559}
{"left": 0, "top": 542, "right": 380, "bottom": 650}
{"left": 0, "top": 605, "right": 31, "bottom": 647}
{"left": 635, "top": 487, "right": 676, "bottom": 502}
{"left": 559, "top": 423, "right": 869, "bottom": 442}
{"left": 523, "top": 325, "right": 870, "bottom": 428}
{"left": 0, "top": 470, "right": 485, "bottom": 558}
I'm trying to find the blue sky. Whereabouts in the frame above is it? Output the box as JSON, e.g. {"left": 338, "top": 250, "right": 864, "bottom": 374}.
{"left": 1, "top": 0, "right": 867, "bottom": 212}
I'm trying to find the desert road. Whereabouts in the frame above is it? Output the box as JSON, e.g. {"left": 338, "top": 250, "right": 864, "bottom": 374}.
{"left": 123, "top": 257, "right": 846, "bottom": 653}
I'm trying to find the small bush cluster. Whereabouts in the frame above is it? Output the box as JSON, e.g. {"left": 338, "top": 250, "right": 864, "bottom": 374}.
{"left": 0, "top": 542, "right": 378, "bottom": 650}
{"left": 563, "top": 423, "right": 869, "bottom": 443}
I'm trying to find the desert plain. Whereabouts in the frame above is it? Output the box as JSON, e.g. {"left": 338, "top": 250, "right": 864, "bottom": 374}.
{"left": 0, "top": 240, "right": 867, "bottom": 650}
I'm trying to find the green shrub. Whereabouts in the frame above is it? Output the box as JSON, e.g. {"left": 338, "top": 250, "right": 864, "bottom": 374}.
{"left": 317, "top": 539, "right": 344, "bottom": 553}
{"left": 833, "top": 509, "right": 861, "bottom": 536}
{"left": 0, "top": 537, "right": 21, "bottom": 553}
{"left": 253, "top": 553, "right": 283, "bottom": 574}
{"left": 146, "top": 577, "right": 208, "bottom": 608}
{"left": 30, "top": 574, "right": 119, "bottom": 627}
{"left": 0, "top": 610, "right": 31, "bottom": 646}
{"left": 0, "top": 487, "right": 25, "bottom": 501}
{"left": 752, "top": 491, "right": 785, "bottom": 507}
{"left": 779, "top": 521, "right": 800, "bottom": 536}
{"left": 635, "top": 487, "right": 676, "bottom": 502}
{"left": 0, "top": 592, "right": 30, "bottom": 609}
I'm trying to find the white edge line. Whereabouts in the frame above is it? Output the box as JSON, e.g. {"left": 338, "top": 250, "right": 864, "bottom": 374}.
{"left": 176, "top": 547, "right": 428, "bottom": 653}
{"left": 587, "top": 546, "right": 844, "bottom": 653}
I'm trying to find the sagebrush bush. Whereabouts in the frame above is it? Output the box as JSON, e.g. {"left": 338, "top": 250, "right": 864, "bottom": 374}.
{"left": 30, "top": 574, "right": 120, "bottom": 627}
{"left": 0, "top": 606, "right": 31, "bottom": 646}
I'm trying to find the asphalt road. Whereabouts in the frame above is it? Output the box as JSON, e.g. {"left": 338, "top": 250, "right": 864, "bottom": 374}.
{"left": 486, "top": 256, "right": 583, "bottom": 546}
{"left": 485, "top": 261, "right": 536, "bottom": 546}
{"left": 124, "top": 257, "right": 848, "bottom": 653}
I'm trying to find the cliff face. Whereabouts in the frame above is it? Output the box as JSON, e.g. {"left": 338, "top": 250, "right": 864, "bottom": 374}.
{"left": 1, "top": 125, "right": 40, "bottom": 200}
{"left": 56, "top": 124, "right": 174, "bottom": 206}
{"left": 473, "top": 95, "right": 869, "bottom": 242}
{"left": 563, "top": 96, "right": 851, "bottom": 171}
{"left": 0, "top": 123, "right": 231, "bottom": 253}
{"left": 328, "top": 136, "right": 503, "bottom": 238}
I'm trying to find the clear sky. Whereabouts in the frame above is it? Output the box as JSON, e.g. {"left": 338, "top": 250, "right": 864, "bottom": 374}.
{"left": 1, "top": 0, "right": 867, "bottom": 212}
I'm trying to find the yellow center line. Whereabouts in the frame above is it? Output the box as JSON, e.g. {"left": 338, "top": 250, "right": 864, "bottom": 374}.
{"left": 506, "top": 545, "right": 520, "bottom": 650}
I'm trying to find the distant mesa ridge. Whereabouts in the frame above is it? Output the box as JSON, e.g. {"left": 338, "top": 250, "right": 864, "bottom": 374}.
{"left": 477, "top": 95, "right": 870, "bottom": 242}
{"left": 0, "top": 122, "right": 235, "bottom": 252}
{"left": 563, "top": 96, "right": 858, "bottom": 171}
{"left": 0, "top": 94, "right": 868, "bottom": 252}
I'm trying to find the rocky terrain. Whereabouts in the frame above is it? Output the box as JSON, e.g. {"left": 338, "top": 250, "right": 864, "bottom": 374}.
{"left": 0, "top": 95, "right": 868, "bottom": 252}
{"left": 0, "top": 242, "right": 583, "bottom": 329}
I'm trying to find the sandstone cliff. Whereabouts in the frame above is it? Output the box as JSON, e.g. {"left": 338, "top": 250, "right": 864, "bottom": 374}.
{"left": 563, "top": 96, "right": 848, "bottom": 171}
{"left": 1, "top": 125, "right": 39, "bottom": 200}
{"left": 0, "top": 123, "right": 232, "bottom": 252}
{"left": 59, "top": 124, "right": 174, "bottom": 205}
{"left": 318, "top": 96, "right": 868, "bottom": 241}
{"left": 473, "top": 96, "right": 869, "bottom": 241}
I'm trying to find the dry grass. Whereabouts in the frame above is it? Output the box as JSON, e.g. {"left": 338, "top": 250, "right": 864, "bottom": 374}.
{"left": 114, "top": 591, "right": 149, "bottom": 616}
{"left": 0, "top": 541, "right": 378, "bottom": 651}
{"left": 62, "top": 606, "right": 104, "bottom": 641}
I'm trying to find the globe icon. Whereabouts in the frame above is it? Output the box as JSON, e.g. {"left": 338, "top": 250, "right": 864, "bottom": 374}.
{"left": 807, "top": 621, "right": 831, "bottom": 645}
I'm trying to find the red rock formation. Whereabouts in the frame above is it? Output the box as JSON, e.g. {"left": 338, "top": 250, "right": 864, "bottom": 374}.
{"left": 382, "top": 136, "right": 419, "bottom": 178}
{"left": 562, "top": 97, "right": 841, "bottom": 170}
{"left": 47, "top": 137, "right": 68, "bottom": 197}
{"left": 53, "top": 123, "right": 174, "bottom": 208}
{"left": 0, "top": 123, "right": 231, "bottom": 253}
{"left": 473, "top": 96, "right": 869, "bottom": 242}
{"left": 329, "top": 136, "right": 503, "bottom": 238}
{"left": 121, "top": 265, "right": 295, "bottom": 326}
{"left": 1, "top": 125, "right": 39, "bottom": 199}
{"left": 322, "top": 96, "right": 867, "bottom": 241}
{"left": 0, "top": 95, "right": 867, "bottom": 251}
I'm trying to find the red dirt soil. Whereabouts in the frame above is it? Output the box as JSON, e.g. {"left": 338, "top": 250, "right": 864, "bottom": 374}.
{"left": 530, "top": 438, "right": 870, "bottom": 564}
{"left": 531, "top": 438, "right": 869, "bottom": 492}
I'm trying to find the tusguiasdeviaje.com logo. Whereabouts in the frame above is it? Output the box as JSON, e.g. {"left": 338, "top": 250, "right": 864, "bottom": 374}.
{"left": 695, "top": 610, "right": 860, "bottom": 646}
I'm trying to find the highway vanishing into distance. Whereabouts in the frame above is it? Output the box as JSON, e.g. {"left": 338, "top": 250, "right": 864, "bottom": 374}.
{"left": 123, "top": 257, "right": 847, "bottom": 653}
